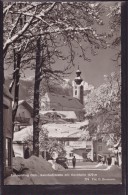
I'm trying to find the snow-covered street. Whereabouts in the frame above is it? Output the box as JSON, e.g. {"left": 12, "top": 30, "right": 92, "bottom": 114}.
{"left": 4, "top": 156, "right": 121, "bottom": 185}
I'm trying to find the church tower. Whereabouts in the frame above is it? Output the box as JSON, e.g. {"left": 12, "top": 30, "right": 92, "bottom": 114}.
{"left": 73, "top": 66, "right": 84, "bottom": 104}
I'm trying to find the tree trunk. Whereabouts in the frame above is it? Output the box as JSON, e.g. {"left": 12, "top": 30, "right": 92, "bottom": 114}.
{"left": 12, "top": 52, "right": 21, "bottom": 139}
{"left": 33, "top": 37, "right": 42, "bottom": 156}
{"left": 10, "top": 6, "right": 23, "bottom": 138}
{"left": 9, "top": 49, "right": 16, "bottom": 93}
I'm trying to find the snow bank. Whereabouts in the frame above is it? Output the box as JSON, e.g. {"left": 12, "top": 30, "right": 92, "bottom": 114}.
{"left": 105, "top": 165, "right": 121, "bottom": 171}
{"left": 95, "top": 162, "right": 107, "bottom": 169}
{"left": 104, "top": 165, "right": 121, "bottom": 178}
{"left": 5, "top": 156, "right": 58, "bottom": 185}
{"left": 95, "top": 162, "right": 103, "bottom": 167}
{"left": 12, "top": 155, "right": 54, "bottom": 174}
{"left": 48, "top": 160, "right": 65, "bottom": 171}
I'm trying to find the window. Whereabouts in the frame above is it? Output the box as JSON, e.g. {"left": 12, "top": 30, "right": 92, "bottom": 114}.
{"left": 98, "top": 145, "right": 102, "bottom": 151}
{"left": 5, "top": 138, "right": 11, "bottom": 167}
{"left": 98, "top": 139, "right": 102, "bottom": 143}
{"left": 66, "top": 141, "right": 69, "bottom": 146}
{"left": 75, "top": 90, "right": 77, "bottom": 95}
{"left": 69, "top": 153, "right": 73, "bottom": 157}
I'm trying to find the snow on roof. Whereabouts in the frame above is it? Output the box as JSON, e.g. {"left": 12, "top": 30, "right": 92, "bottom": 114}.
{"left": 45, "top": 92, "right": 83, "bottom": 110}
{"left": 40, "top": 110, "right": 77, "bottom": 119}
{"left": 18, "top": 100, "right": 25, "bottom": 105}
{"left": 12, "top": 100, "right": 33, "bottom": 114}
{"left": 12, "top": 100, "right": 29, "bottom": 106}
{"left": 21, "top": 76, "right": 34, "bottom": 82}
{"left": 13, "top": 126, "right": 33, "bottom": 142}
{"left": 43, "top": 121, "right": 88, "bottom": 138}
{"left": 44, "top": 120, "right": 88, "bottom": 130}
{"left": 14, "top": 120, "right": 88, "bottom": 142}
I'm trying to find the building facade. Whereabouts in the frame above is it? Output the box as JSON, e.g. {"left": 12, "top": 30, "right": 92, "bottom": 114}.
{"left": 14, "top": 100, "right": 33, "bottom": 131}
{"left": 3, "top": 84, "right": 13, "bottom": 177}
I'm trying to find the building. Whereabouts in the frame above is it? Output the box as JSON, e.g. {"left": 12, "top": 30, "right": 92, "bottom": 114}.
{"left": 93, "top": 139, "right": 112, "bottom": 162}
{"left": 13, "top": 121, "right": 94, "bottom": 161}
{"left": 13, "top": 123, "right": 112, "bottom": 162}
{"left": 41, "top": 92, "right": 84, "bottom": 111}
{"left": 3, "top": 84, "right": 13, "bottom": 177}
{"left": 14, "top": 100, "right": 33, "bottom": 131}
{"left": 41, "top": 67, "right": 85, "bottom": 121}
{"left": 43, "top": 121, "right": 91, "bottom": 160}
{"left": 13, "top": 100, "right": 33, "bottom": 157}
{"left": 72, "top": 65, "right": 84, "bottom": 105}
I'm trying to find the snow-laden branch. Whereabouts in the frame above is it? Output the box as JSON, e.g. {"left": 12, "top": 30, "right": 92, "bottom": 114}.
{"left": 23, "top": 26, "right": 106, "bottom": 43}
{"left": 4, "top": 15, "right": 34, "bottom": 55}
{"left": 3, "top": 3, "right": 15, "bottom": 16}
{"left": 9, "top": 14, "right": 22, "bottom": 38}
{"left": 42, "top": 2, "right": 56, "bottom": 16}
{"left": 4, "top": 2, "right": 57, "bottom": 56}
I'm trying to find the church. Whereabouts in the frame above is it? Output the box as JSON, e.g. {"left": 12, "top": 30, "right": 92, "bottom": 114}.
{"left": 41, "top": 66, "right": 85, "bottom": 122}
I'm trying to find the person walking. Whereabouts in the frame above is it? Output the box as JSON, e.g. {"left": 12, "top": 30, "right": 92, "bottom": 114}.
{"left": 72, "top": 156, "right": 76, "bottom": 168}
{"left": 107, "top": 154, "right": 112, "bottom": 166}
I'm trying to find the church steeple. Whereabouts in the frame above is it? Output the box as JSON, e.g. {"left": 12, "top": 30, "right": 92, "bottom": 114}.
{"left": 73, "top": 66, "right": 84, "bottom": 104}
{"left": 74, "top": 66, "right": 83, "bottom": 85}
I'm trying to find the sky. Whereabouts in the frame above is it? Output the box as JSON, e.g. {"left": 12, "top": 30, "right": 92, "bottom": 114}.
{"left": 4, "top": 46, "right": 119, "bottom": 88}
{"left": 4, "top": 1, "right": 120, "bottom": 88}
{"left": 53, "top": 47, "right": 118, "bottom": 88}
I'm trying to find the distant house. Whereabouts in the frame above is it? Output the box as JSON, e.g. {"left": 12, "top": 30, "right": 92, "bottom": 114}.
{"left": 13, "top": 121, "right": 94, "bottom": 161}
{"left": 42, "top": 121, "right": 94, "bottom": 161}
{"left": 14, "top": 100, "right": 33, "bottom": 131}
{"left": 13, "top": 100, "right": 33, "bottom": 157}
{"left": 93, "top": 139, "right": 112, "bottom": 162}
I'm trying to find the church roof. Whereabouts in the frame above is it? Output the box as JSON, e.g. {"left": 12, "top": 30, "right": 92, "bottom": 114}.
{"left": 46, "top": 92, "right": 83, "bottom": 110}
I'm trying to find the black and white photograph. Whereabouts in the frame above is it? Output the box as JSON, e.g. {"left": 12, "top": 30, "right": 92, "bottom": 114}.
{"left": 3, "top": 1, "right": 122, "bottom": 186}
